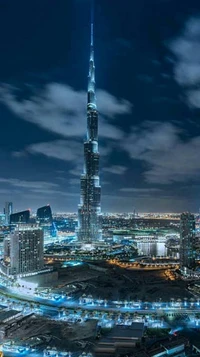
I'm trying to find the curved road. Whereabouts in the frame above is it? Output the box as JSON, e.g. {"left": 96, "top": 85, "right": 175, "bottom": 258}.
{"left": 0, "top": 284, "right": 199, "bottom": 316}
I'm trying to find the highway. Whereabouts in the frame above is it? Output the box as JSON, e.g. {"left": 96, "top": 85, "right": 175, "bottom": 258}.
{"left": 1, "top": 283, "right": 200, "bottom": 357}
{"left": 0, "top": 283, "right": 200, "bottom": 316}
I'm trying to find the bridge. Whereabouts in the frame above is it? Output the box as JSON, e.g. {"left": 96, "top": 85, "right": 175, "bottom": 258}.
{"left": 108, "top": 258, "right": 179, "bottom": 270}
{"left": 0, "top": 282, "right": 200, "bottom": 316}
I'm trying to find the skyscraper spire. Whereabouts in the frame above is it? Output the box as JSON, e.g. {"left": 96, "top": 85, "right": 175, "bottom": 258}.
{"left": 91, "top": 22, "right": 93, "bottom": 46}
{"left": 77, "top": 1, "right": 102, "bottom": 243}
{"left": 88, "top": 1, "right": 96, "bottom": 110}
{"left": 90, "top": 0, "right": 94, "bottom": 45}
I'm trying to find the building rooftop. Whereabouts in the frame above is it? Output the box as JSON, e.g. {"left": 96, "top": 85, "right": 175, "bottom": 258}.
{"left": 147, "top": 337, "right": 187, "bottom": 357}
{"left": 131, "top": 352, "right": 149, "bottom": 357}
{"left": 15, "top": 224, "right": 42, "bottom": 231}
{"left": 162, "top": 337, "right": 186, "bottom": 350}
{"left": 110, "top": 322, "right": 144, "bottom": 339}
{"left": 148, "top": 346, "right": 165, "bottom": 357}
{"left": 0, "top": 309, "right": 20, "bottom": 322}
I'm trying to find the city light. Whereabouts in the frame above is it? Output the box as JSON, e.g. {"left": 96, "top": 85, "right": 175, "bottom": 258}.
{"left": 0, "top": 1, "right": 200, "bottom": 356}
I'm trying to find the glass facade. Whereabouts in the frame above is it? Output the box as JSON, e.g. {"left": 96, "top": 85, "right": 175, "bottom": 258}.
{"left": 36, "top": 205, "right": 53, "bottom": 224}
{"left": 10, "top": 210, "right": 30, "bottom": 224}
{"left": 36, "top": 205, "right": 56, "bottom": 240}
{"left": 180, "top": 212, "right": 196, "bottom": 270}
{"left": 77, "top": 21, "right": 102, "bottom": 242}
{"left": 4, "top": 202, "right": 13, "bottom": 224}
{"left": 10, "top": 225, "right": 44, "bottom": 275}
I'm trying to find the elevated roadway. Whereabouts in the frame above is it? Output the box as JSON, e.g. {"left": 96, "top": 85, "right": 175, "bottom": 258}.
{"left": 0, "top": 284, "right": 199, "bottom": 317}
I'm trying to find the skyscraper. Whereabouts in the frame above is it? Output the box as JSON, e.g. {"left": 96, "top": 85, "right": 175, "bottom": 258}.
{"left": 3, "top": 236, "right": 10, "bottom": 263}
{"left": 10, "top": 209, "right": 30, "bottom": 224}
{"left": 4, "top": 202, "right": 13, "bottom": 224}
{"left": 36, "top": 205, "right": 56, "bottom": 240}
{"left": 180, "top": 212, "right": 196, "bottom": 271}
{"left": 77, "top": 14, "right": 102, "bottom": 242}
{"left": 36, "top": 205, "right": 53, "bottom": 224}
{"left": 9, "top": 224, "right": 44, "bottom": 276}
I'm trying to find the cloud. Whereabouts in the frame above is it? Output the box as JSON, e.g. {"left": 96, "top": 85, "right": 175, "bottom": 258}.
{"left": 0, "top": 83, "right": 131, "bottom": 140}
{"left": 0, "top": 178, "right": 58, "bottom": 190}
{"left": 69, "top": 178, "right": 80, "bottom": 185}
{"left": 0, "top": 178, "right": 80, "bottom": 202}
{"left": 16, "top": 138, "right": 112, "bottom": 177}
{"left": 124, "top": 121, "right": 200, "bottom": 184}
{"left": 168, "top": 16, "right": 200, "bottom": 107}
{"left": 124, "top": 121, "right": 179, "bottom": 157}
{"left": 186, "top": 89, "right": 200, "bottom": 108}
{"left": 137, "top": 74, "right": 154, "bottom": 83}
{"left": 30, "top": 188, "right": 79, "bottom": 198}
{"left": 97, "top": 89, "right": 132, "bottom": 118}
{"left": 69, "top": 167, "right": 82, "bottom": 177}
{"left": 120, "top": 188, "right": 161, "bottom": 193}
{"left": 0, "top": 189, "right": 18, "bottom": 195}
{"left": 103, "top": 165, "right": 127, "bottom": 175}
{"left": 27, "top": 139, "right": 82, "bottom": 162}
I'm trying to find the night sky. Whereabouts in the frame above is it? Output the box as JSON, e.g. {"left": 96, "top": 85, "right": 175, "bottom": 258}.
{"left": 0, "top": 0, "right": 200, "bottom": 213}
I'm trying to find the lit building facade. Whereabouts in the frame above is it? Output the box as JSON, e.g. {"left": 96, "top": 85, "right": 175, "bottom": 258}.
{"left": 77, "top": 20, "right": 102, "bottom": 242}
{"left": 4, "top": 202, "right": 13, "bottom": 224}
{"left": 3, "top": 236, "right": 10, "bottom": 263}
{"left": 180, "top": 212, "right": 196, "bottom": 271}
{"left": 10, "top": 224, "right": 44, "bottom": 275}
{"left": 0, "top": 214, "right": 6, "bottom": 226}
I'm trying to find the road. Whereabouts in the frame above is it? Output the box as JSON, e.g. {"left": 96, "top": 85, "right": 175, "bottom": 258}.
{"left": 0, "top": 283, "right": 199, "bottom": 316}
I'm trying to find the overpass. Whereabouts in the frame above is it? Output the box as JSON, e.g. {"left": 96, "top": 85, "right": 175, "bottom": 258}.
{"left": 108, "top": 258, "right": 179, "bottom": 270}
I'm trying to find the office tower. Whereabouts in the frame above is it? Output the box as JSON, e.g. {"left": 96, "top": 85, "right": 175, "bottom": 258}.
{"left": 180, "top": 212, "right": 196, "bottom": 270}
{"left": 0, "top": 214, "right": 6, "bottom": 226}
{"left": 36, "top": 205, "right": 53, "bottom": 224}
{"left": 4, "top": 202, "right": 13, "bottom": 224}
{"left": 10, "top": 224, "right": 44, "bottom": 275}
{"left": 10, "top": 209, "right": 30, "bottom": 224}
{"left": 3, "top": 236, "right": 10, "bottom": 263}
{"left": 37, "top": 205, "right": 55, "bottom": 240}
{"left": 77, "top": 14, "right": 102, "bottom": 242}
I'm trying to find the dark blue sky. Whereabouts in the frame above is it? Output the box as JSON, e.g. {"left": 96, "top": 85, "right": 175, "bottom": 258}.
{"left": 0, "top": 0, "right": 200, "bottom": 213}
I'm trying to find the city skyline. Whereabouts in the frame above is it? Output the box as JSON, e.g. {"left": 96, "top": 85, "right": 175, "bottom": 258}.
{"left": 0, "top": 0, "right": 200, "bottom": 212}
{"left": 1, "top": 2, "right": 200, "bottom": 355}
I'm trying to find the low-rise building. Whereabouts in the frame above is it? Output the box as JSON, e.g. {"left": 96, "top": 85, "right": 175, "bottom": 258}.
{"left": 95, "top": 322, "right": 144, "bottom": 356}
{"left": 131, "top": 337, "right": 187, "bottom": 357}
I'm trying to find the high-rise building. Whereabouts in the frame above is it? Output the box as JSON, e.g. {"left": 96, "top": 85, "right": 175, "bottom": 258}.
{"left": 36, "top": 205, "right": 56, "bottom": 240}
{"left": 36, "top": 205, "right": 53, "bottom": 225}
{"left": 0, "top": 214, "right": 6, "bottom": 226}
{"left": 10, "top": 210, "right": 30, "bottom": 224}
{"left": 9, "top": 224, "right": 44, "bottom": 275}
{"left": 4, "top": 202, "right": 13, "bottom": 224}
{"left": 3, "top": 236, "right": 10, "bottom": 263}
{"left": 180, "top": 212, "right": 196, "bottom": 271}
{"left": 77, "top": 14, "right": 102, "bottom": 243}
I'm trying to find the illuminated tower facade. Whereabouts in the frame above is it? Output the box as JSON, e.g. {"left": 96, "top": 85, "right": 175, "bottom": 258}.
{"left": 10, "top": 224, "right": 44, "bottom": 275}
{"left": 4, "top": 201, "right": 13, "bottom": 224}
{"left": 77, "top": 18, "right": 102, "bottom": 242}
{"left": 180, "top": 212, "right": 196, "bottom": 271}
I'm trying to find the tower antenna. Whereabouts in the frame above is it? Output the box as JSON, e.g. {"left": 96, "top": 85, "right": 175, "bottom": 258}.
{"left": 91, "top": 0, "right": 94, "bottom": 46}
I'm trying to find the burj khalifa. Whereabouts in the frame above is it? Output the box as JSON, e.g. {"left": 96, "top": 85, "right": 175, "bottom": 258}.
{"left": 77, "top": 15, "right": 102, "bottom": 242}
